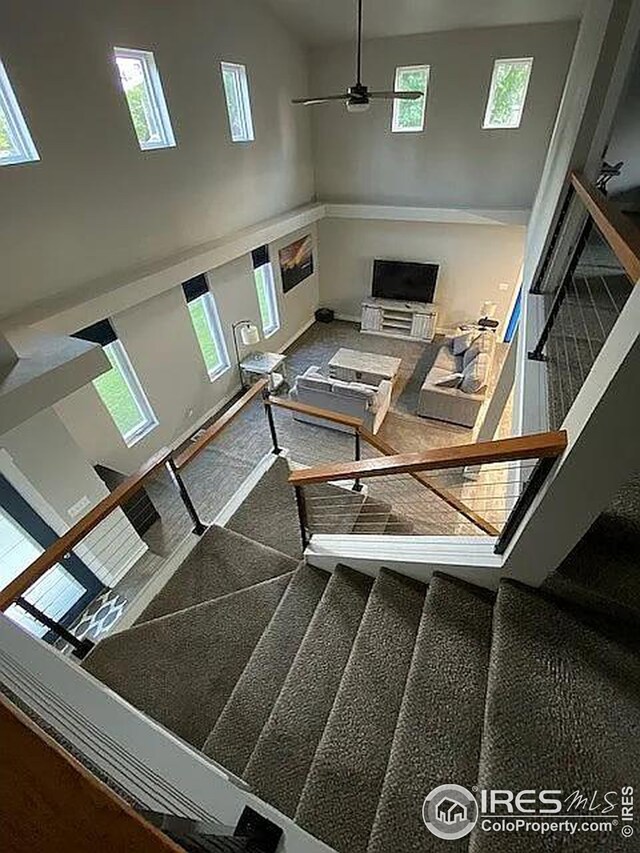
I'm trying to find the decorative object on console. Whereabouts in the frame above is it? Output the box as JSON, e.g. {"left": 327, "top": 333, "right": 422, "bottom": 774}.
{"left": 478, "top": 301, "right": 500, "bottom": 331}
{"left": 361, "top": 297, "right": 438, "bottom": 342}
{"left": 290, "top": 366, "right": 392, "bottom": 434}
{"left": 279, "top": 235, "right": 314, "bottom": 293}
{"left": 417, "top": 330, "right": 496, "bottom": 428}
{"left": 231, "top": 320, "right": 260, "bottom": 388}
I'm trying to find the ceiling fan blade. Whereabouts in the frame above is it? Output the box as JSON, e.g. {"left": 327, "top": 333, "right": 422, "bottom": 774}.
{"left": 367, "top": 90, "right": 423, "bottom": 100}
{"left": 292, "top": 93, "right": 351, "bottom": 105}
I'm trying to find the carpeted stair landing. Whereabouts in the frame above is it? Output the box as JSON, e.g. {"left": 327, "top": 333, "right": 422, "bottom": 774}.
{"left": 83, "top": 463, "right": 640, "bottom": 853}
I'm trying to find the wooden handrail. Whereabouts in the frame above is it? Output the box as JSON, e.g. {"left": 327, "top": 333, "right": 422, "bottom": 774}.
{"left": 173, "top": 377, "right": 269, "bottom": 470}
{"left": 265, "top": 395, "right": 364, "bottom": 431}
{"left": 0, "top": 446, "right": 173, "bottom": 611}
{"left": 289, "top": 431, "right": 568, "bottom": 486}
{"left": 571, "top": 172, "right": 640, "bottom": 283}
{"left": 1, "top": 694, "right": 183, "bottom": 853}
{"left": 360, "top": 429, "right": 500, "bottom": 536}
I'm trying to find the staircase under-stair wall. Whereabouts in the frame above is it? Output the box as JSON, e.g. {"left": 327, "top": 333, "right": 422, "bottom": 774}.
{"left": 81, "top": 457, "right": 640, "bottom": 853}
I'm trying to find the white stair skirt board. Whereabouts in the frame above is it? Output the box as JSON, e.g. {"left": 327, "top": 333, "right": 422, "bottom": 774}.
{"left": 0, "top": 616, "right": 335, "bottom": 853}
{"left": 216, "top": 449, "right": 287, "bottom": 528}
{"left": 305, "top": 535, "right": 502, "bottom": 591}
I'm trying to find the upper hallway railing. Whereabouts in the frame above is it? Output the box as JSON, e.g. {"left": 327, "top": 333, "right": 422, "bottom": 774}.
{"left": 0, "top": 378, "right": 269, "bottom": 657}
{"left": 262, "top": 395, "right": 567, "bottom": 553}
{"left": 529, "top": 171, "right": 639, "bottom": 428}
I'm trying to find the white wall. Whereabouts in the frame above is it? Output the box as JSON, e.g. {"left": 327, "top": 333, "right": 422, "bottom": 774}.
{"left": 0, "top": 0, "right": 314, "bottom": 320}
{"left": 54, "top": 224, "right": 320, "bottom": 472}
{"left": 317, "top": 218, "right": 525, "bottom": 329}
{"left": 309, "top": 22, "right": 578, "bottom": 208}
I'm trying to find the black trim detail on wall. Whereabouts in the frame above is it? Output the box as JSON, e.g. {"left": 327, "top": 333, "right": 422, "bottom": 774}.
{"left": 72, "top": 319, "right": 117, "bottom": 347}
{"left": 182, "top": 274, "right": 209, "bottom": 303}
{"left": 251, "top": 245, "right": 269, "bottom": 269}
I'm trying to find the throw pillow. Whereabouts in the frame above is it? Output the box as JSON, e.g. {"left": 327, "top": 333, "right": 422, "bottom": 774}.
{"left": 452, "top": 330, "right": 480, "bottom": 356}
{"left": 434, "top": 371, "right": 464, "bottom": 388}
{"left": 463, "top": 331, "right": 493, "bottom": 368}
{"left": 461, "top": 352, "right": 490, "bottom": 394}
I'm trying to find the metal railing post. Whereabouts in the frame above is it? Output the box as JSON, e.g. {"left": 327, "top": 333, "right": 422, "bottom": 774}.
{"left": 294, "top": 486, "right": 309, "bottom": 551}
{"left": 262, "top": 392, "right": 281, "bottom": 455}
{"left": 353, "top": 428, "right": 363, "bottom": 492}
{"left": 494, "top": 457, "right": 557, "bottom": 555}
{"left": 166, "top": 459, "right": 207, "bottom": 535}
{"left": 16, "top": 596, "right": 95, "bottom": 659}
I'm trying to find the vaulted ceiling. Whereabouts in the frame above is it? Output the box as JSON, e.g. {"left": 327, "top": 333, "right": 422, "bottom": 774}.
{"left": 261, "top": 0, "right": 585, "bottom": 46}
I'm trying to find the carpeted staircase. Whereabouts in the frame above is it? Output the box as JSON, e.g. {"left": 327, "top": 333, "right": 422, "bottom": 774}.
{"left": 84, "top": 460, "right": 640, "bottom": 852}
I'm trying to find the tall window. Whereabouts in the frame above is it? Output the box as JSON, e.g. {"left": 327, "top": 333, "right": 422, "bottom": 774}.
{"left": 220, "top": 62, "right": 254, "bottom": 143}
{"left": 0, "top": 59, "right": 39, "bottom": 166}
{"left": 114, "top": 47, "right": 176, "bottom": 150}
{"left": 252, "top": 246, "right": 280, "bottom": 337}
{"left": 182, "top": 275, "right": 230, "bottom": 380}
{"left": 391, "top": 65, "right": 429, "bottom": 133}
{"left": 483, "top": 58, "right": 533, "bottom": 129}
{"left": 73, "top": 320, "right": 158, "bottom": 446}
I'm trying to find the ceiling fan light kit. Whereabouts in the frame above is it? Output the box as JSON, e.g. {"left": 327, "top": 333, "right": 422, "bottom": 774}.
{"left": 292, "top": 0, "right": 424, "bottom": 112}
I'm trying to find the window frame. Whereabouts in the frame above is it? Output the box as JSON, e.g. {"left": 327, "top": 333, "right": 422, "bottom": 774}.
{"left": 187, "top": 291, "right": 231, "bottom": 381}
{"left": 113, "top": 46, "right": 176, "bottom": 151}
{"left": 391, "top": 64, "right": 430, "bottom": 134}
{"left": 95, "top": 339, "right": 158, "bottom": 447}
{"left": 253, "top": 261, "right": 280, "bottom": 337}
{"left": 482, "top": 57, "right": 533, "bottom": 130}
{"left": 0, "top": 59, "right": 39, "bottom": 166}
{"left": 220, "top": 61, "right": 255, "bottom": 143}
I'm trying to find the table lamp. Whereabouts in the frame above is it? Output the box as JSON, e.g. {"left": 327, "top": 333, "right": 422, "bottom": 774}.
{"left": 232, "top": 320, "right": 260, "bottom": 387}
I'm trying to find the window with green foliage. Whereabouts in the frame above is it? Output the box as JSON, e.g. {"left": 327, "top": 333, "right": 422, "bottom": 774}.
{"left": 254, "top": 263, "right": 280, "bottom": 336}
{"left": 188, "top": 292, "right": 230, "bottom": 380}
{"left": 483, "top": 58, "right": 533, "bottom": 129}
{"left": 0, "top": 59, "right": 39, "bottom": 166}
{"left": 221, "top": 62, "right": 254, "bottom": 142}
{"left": 391, "top": 65, "right": 429, "bottom": 133}
{"left": 93, "top": 340, "right": 158, "bottom": 446}
{"left": 114, "top": 47, "right": 176, "bottom": 150}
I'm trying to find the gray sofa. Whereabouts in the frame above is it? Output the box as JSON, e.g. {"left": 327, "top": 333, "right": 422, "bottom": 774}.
{"left": 417, "top": 330, "right": 495, "bottom": 428}
{"left": 290, "top": 366, "right": 392, "bottom": 433}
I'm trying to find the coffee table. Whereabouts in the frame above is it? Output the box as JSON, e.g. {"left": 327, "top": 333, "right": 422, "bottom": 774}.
{"left": 328, "top": 348, "right": 402, "bottom": 386}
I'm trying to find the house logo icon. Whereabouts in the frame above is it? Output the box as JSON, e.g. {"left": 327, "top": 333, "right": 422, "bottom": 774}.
{"left": 423, "top": 784, "right": 478, "bottom": 840}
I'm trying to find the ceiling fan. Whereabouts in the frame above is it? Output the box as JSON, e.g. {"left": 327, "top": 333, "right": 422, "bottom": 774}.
{"left": 292, "top": 0, "right": 423, "bottom": 112}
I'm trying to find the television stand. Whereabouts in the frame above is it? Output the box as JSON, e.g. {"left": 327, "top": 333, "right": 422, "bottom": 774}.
{"left": 360, "top": 298, "right": 438, "bottom": 343}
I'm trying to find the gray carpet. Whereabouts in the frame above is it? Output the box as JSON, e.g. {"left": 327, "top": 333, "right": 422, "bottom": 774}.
{"left": 226, "top": 457, "right": 303, "bottom": 559}
{"left": 136, "top": 525, "right": 298, "bottom": 624}
{"left": 368, "top": 574, "right": 494, "bottom": 853}
{"left": 83, "top": 573, "right": 292, "bottom": 748}
{"left": 201, "top": 564, "right": 328, "bottom": 773}
{"left": 294, "top": 569, "right": 425, "bottom": 853}
{"left": 472, "top": 580, "right": 640, "bottom": 853}
{"left": 244, "top": 566, "right": 373, "bottom": 818}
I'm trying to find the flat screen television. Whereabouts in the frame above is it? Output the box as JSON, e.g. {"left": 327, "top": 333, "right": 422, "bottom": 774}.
{"left": 372, "top": 259, "right": 439, "bottom": 304}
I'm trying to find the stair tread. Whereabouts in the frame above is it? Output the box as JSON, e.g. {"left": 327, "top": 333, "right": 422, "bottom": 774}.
{"left": 474, "top": 581, "right": 640, "bottom": 853}
{"left": 295, "top": 568, "right": 425, "bottom": 853}
{"left": 368, "top": 574, "right": 494, "bottom": 853}
{"left": 83, "top": 573, "right": 292, "bottom": 749}
{"left": 244, "top": 565, "right": 373, "bottom": 817}
{"left": 137, "top": 525, "right": 298, "bottom": 623}
{"left": 351, "top": 498, "right": 393, "bottom": 534}
{"left": 201, "top": 564, "right": 329, "bottom": 775}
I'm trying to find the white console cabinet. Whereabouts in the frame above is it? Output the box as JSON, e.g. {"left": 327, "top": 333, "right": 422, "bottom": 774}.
{"left": 361, "top": 298, "right": 438, "bottom": 343}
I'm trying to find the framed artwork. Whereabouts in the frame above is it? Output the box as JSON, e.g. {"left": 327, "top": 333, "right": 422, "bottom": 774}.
{"left": 279, "top": 235, "right": 314, "bottom": 293}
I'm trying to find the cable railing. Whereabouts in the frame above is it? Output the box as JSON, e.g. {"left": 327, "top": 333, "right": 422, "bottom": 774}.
{"left": 0, "top": 379, "right": 270, "bottom": 657}
{"left": 529, "top": 172, "right": 639, "bottom": 429}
